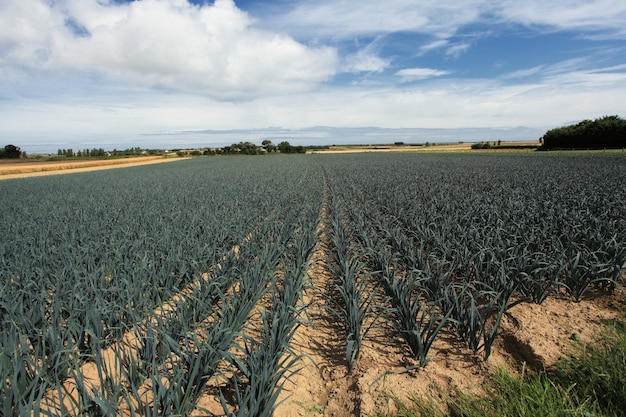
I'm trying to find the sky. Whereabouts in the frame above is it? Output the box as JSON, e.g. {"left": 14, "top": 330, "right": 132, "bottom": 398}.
{"left": 1, "top": 0, "right": 625, "bottom": 153}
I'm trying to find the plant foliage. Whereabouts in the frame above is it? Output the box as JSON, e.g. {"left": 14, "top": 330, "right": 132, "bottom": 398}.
{"left": 541, "top": 115, "right": 626, "bottom": 149}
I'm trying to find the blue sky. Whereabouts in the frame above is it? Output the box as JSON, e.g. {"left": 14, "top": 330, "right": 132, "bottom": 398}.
{"left": 1, "top": 0, "right": 625, "bottom": 153}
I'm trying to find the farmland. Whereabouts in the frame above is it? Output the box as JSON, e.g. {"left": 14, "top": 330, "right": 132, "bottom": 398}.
{"left": 1, "top": 153, "right": 625, "bottom": 416}
{"left": 0, "top": 156, "right": 184, "bottom": 180}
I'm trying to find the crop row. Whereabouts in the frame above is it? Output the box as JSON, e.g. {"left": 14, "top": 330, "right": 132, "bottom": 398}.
{"left": 317, "top": 153, "right": 626, "bottom": 368}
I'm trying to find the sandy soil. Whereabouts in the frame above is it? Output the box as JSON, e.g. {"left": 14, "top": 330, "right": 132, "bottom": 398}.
{"left": 272, "top": 277, "right": 624, "bottom": 417}
{"left": 0, "top": 156, "right": 187, "bottom": 180}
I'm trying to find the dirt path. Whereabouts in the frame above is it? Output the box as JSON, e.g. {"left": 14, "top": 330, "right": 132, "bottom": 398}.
{"left": 275, "top": 177, "right": 360, "bottom": 417}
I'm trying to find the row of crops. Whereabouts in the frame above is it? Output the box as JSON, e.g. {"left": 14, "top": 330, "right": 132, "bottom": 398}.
{"left": 0, "top": 157, "right": 323, "bottom": 416}
{"left": 316, "top": 152, "right": 626, "bottom": 370}
{"left": 1, "top": 152, "right": 625, "bottom": 416}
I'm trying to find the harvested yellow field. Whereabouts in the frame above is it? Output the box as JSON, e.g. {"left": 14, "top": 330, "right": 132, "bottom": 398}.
{"left": 0, "top": 156, "right": 186, "bottom": 180}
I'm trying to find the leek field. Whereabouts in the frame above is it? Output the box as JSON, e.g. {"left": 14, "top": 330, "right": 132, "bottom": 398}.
{"left": 1, "top": 153, "right": 625, "bottom": 416}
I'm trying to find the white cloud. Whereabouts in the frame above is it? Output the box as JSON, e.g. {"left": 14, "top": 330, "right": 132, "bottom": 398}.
{"left": 342, "top": 51, "right": 390, "bottom": 73}
{"left": 419, "top": 39, "right": 449, "bottom": 54}
{"left": 268, "top": 0, "right": 626, "bottom": 43}
{"left": 501, "top": 58, "right": 617, "bottom": 81}
{"left": 543, "top": 66, "right": 626, "bottom": 88}
{"left": 341, "top": 40, "right": 391, "bottom": 73}
{"left": 494, "top": 0, "right": 626, "bottom": 36}
{"left": 0, "top": 0, "right": 338, "bottom": 100}
{"left": 271, "top": 0, "right": 486, "bottom": 39}
{"left": 445, "top": 42, "right": 472, "bottom": 58}
{"left": 395, "top": 68, "right": 450, "bottom": 82}
{"left": 502, "top": 65, "right": 545, "bottom": 79}
{"left": 0, "top": 0, "right": 61, "bottom": 66}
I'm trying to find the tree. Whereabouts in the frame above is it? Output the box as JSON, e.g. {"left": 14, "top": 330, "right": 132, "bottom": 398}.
{"left": 262, "top": 140, "right": 276, "bottom": 152}
{"left": 238, "top": 141, "right": 260, "bottom": 155}
{"left": 0, "top": 144, "right": 22, "bottom": 159}
{"left": 277, "top": 141, "right": 306, "bottom": 153}
{"left": 277, "top": 141, "right": 290, "bottom": 153}
{"left": 222, "top": 141, "right": 261, "bottom": 155}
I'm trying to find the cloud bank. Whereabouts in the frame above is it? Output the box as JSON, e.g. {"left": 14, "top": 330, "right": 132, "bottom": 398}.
{"left": 0, "top": 0, "right": 337, "bottom": 100}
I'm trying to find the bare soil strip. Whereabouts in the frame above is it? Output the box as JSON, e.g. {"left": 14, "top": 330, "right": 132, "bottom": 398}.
{"left": 274, "top": 177, "right": 361, "bottom": 417}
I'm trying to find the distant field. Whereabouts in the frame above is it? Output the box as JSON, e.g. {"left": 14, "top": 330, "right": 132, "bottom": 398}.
{"left": 0, "top": 142, "right": 541, "bottom": 178}
{"left": 0, "top": 156, "right": 184, "bottom": 179}
{"left": 311, "top": 141, "right": 539, "bottom": 153}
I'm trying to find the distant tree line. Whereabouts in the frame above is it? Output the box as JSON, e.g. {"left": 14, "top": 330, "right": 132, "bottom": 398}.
{"left": 219, "top": 140, "right": 310, "bottom": 155}
{"left": 540, "top": 115, "right": 626, "bottom": 149}
{"left": 274, "top": 140, "right": 308, "bottom": 154}
{"left": 56, "top": 147, "right": 163, "bottom": 157}
{"left": 222, "top": 141, "right": 264, "bottom": 155}
{"left": 4, "top": 141, "right": 326, "bottom": 161}
{"left": 58, "top": 148, "right": 108, "bottom": 157}
{"left": 471, "top": 140, "right": 502, "bottom": 149}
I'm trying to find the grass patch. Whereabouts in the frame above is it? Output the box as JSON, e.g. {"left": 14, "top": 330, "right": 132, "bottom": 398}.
{"left": 380, "top": 394, "right": 445, "bottom": 417}
{"left": 450, "top": 368, "right": 604, "bottom": 417}
{"left": 553, "top": 318, "right": 626, "bottom": 416}
{"left": 377, "top": 318, "right": 626, "bottom": 417}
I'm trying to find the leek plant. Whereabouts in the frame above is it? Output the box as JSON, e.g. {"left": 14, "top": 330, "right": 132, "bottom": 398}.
{"left": 216, "top": 199, "right": 318, "bottom": 416}
{"left": 512, "top": 255, "right": 563, "bottom": 304}
{"left": 223, "top": 265, "right": 306, "bottom": 417}
{"left": 0, "top": 323, "right": 47, "bottom": 416}
{"left": 562, "top": 246, "right": 624, "bottom": 302}
{"left": 442, "top": 278, "right": 519, "bottom": 360}
{"left": 327, "top": 257, "right": 379, "bottom": 372}
{"left": 382, "top": 269, "right": 453, "bottom": 367}
{"left": 156, "top": 239, "right": 283, "bottom": 416}
{"left": 324, "top": 193, "right": 379, "bottom": 373}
